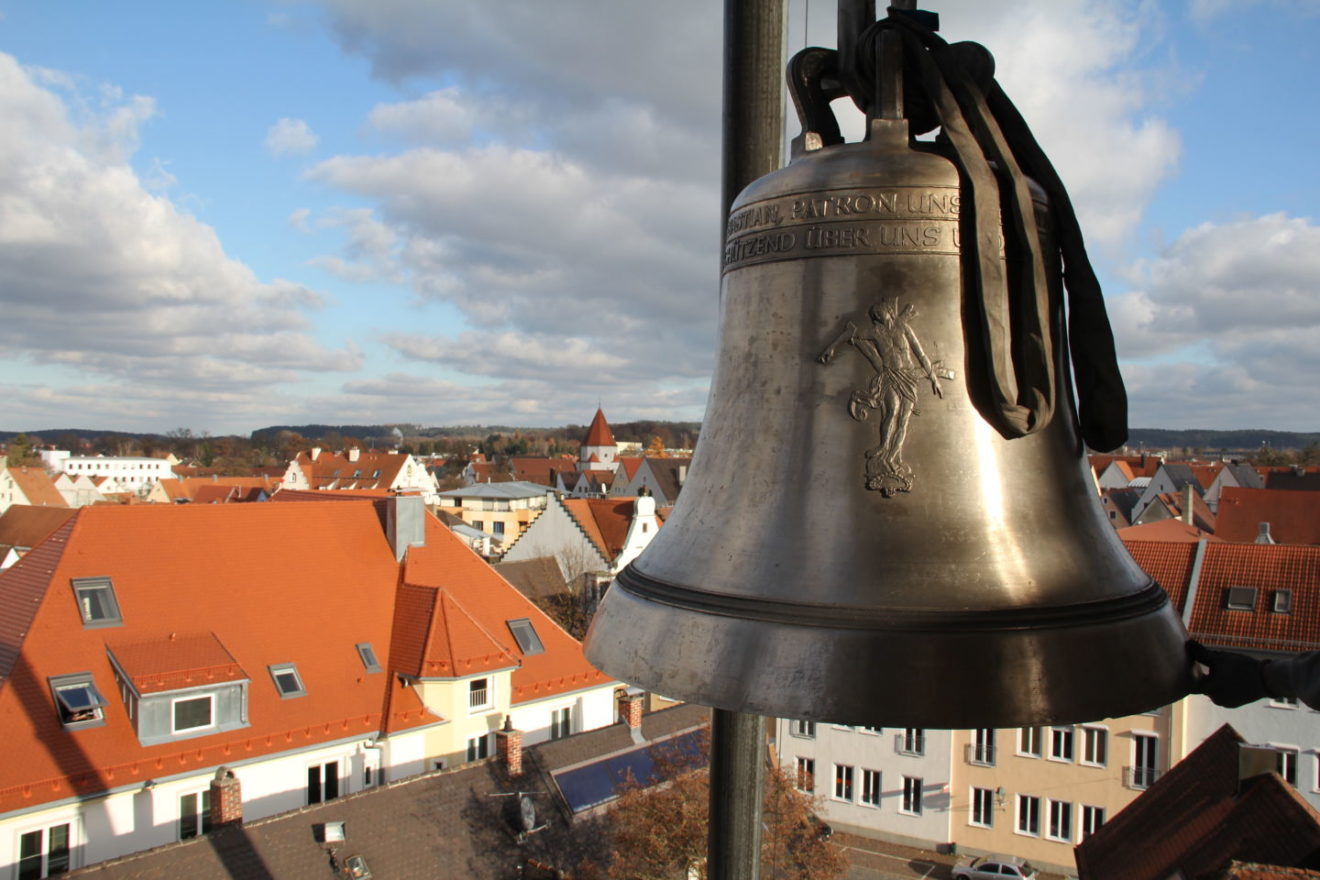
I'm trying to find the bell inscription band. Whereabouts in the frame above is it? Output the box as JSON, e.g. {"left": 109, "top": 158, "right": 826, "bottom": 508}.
{"left": 584, "top": 7, "right": 1191, "bottom": 728}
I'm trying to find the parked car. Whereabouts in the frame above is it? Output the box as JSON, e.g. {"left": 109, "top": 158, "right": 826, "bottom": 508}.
{"left": 951, "top": 854, "right": 1039, "bottom": 880}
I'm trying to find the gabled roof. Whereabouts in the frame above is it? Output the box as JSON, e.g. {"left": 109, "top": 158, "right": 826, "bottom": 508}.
{"left": 1160, "top": 462, "right": 1207, "bottom": 495}
{"left": 583, "top": 408, "right": 616, "bottom": 448}
{"left": 1266, "top": 471, "right": 1320, "bottom": 493}
{"left": 401, "top": 518, "right": 611, "bottom": 703}
{"left": 638, "top": 456, "right": 693, "bottom": 504}
{"left": 1141, "top": 490, "right": 1216, "bottom": 532}
{"left": 4, "top": 466, "right": 66, "bottom": 507}
{"left": 1123, "top": 537, "right": 1201, "bottom": 614}
{"left": 616, "top": 456, "right": 643, "bottom": 481}
{"left": 512, "top": 456, "right": 578, "bottom": 488}
{"left": 0, "top": 505, "right": 77, "bottom": 552}
{"left": 1074, "top": 724, "right": 1320, "bottom": 880}
{"left": 1184, "top": 542, "right": 1320, "bottom": 652}
{"left": 496, "top": 557, "right": 568, "bottom": 601}
{"left": 292, "top": 449, "right": 412, "bottom": 490}
{"left": 391, "top": 585, "right": 518, "bottom": 678}
{"left": 0, "top": 502, "right": 432, "bottom": 814}
{"left": 1217, "top": 488, "right": 1320, "bottom": 545}
{"left": 562, "top": 498, "right": 640, "bottom": 561}
{"left": 1120, "top": 519, "right": 1220, "bottom": 544}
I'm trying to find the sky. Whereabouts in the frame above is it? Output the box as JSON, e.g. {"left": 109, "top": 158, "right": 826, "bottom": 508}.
{"left": 0, "top": 0, "right": 1318, "bottom": 436}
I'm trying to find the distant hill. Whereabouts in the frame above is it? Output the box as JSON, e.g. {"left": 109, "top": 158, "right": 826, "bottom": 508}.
{"left": 1126, "top": 428, "right": 1320, "bottom": 453}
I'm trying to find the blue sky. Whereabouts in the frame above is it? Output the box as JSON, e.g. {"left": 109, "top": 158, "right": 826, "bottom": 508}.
{"left": 1, "top": 0, "right": 1318, "bottom": 436}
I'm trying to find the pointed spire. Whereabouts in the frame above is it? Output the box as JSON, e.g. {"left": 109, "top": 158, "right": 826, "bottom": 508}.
{"left": 584, "top": 408, "right": 616, "bottom": 448}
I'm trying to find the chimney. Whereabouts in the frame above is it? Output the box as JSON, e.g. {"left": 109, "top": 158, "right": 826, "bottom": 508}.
{"left": 496, "top": 717, "right": 523, "bottom": 777}
{"left": 311, "top": 447, "right": 322, "bottom": 460}
{"left": 348, "top": 447, "right": 361, "bottom": 463}
{"left": 387, "top": 494, "right": 427, "bottom": 561}
{"left": 1256, "top": 522, "right": 1275, "bottom": 545}
{"left": 1183, "top": 484, "right": 1195, "bottom": 525}
{"left": 619, "top": 688, "right": 644, "bottom": 729}
{"left": 677, "top": 464, "right": 687, "bottom": 486}
{"left": 209, "top": 767, "right": 243, "bottom": 827}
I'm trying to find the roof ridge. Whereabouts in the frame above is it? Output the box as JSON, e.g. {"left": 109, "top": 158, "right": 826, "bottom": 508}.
{"left": 0, "top": 513, "right": 79, "bottom": 684}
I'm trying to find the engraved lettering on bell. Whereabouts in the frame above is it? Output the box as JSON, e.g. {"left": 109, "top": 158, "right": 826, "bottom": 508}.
{"left": 818, "top": 298, "right": 955, "bottom": 496}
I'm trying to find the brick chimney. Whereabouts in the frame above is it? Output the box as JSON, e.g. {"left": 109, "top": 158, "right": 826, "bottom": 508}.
{"left": 209, "top": 767, "right": 243, "bottom": 827}
{"left": 619, "top": 688, "right": 644, "bottom": 729}
{"left": 496, "top": 717, "right": 523, "bottom": 777}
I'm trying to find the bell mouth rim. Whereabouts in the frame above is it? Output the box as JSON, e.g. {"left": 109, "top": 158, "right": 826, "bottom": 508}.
{"left": 613, "top": 563, "right": 1169, "bottom": 634}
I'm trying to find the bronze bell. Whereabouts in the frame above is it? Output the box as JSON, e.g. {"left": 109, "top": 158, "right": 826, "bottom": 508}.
{"left": 584, "top": 11, "right": 1190, "bottom": 728}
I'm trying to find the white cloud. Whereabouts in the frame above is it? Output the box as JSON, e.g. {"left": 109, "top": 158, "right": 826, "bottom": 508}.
{"left": 265, "top": 116, "right": 319, "bottom": 156}
{"left": 1110, "top": 212, "right": 1320, "bottom": 429}
{"left": 0, "top": 54, "right": 355, "bottom": 404}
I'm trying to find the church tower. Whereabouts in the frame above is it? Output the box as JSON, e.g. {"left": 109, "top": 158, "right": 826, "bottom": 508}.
{"left": 580, "top": 408, "right": 618, "bottom": 472}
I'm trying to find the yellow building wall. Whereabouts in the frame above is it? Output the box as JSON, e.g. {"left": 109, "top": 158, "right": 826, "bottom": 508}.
{"left": 414, "top": 669, "right": 513, "bottom": 767}
{"left": 947, "top": 709, "right": 1171, "bottom": 872}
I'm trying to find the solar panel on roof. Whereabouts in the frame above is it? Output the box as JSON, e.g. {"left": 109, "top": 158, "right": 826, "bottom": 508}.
{"left": 552, "top": 729, "right": 707, "bottom": 813}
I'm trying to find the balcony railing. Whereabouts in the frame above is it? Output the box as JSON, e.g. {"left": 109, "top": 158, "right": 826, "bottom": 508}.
{"left": 965, "top": 743, "right": 996, "bottom": 766}
{"left": 1124, "top": 765, "right": 1160, "bottom": 790}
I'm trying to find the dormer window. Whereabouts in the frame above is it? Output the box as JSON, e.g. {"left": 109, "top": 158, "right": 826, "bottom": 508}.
{"left": 71, "top": 577, "right": 122, "bottom": 627}
{"left": 1226, "top": 586, "right": 1258, "bottom": 611}
{"left": 356, "top": 643, "right": 382, "bottom": 673}
{"left": 172, "top": 694, "right": 215, "bottom": 733}
{"left": 269, "top": 664, "right": 307, "bottom": 699}
{"left": 507, "top": 619, "right": 544, "bottom": 656}
{"left": 49, "top": 673, "right": 107, "bottom": 729}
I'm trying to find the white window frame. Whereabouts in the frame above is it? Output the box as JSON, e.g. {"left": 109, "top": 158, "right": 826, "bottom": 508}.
{"left": 1046, "top": 798, "right": 1073, "bottom": 842}
{"left": 171, "top": 693, "right": 216, "bottom": 734}
{"left": 550, "top": 706, "right": 571, "bottom": 740}
{"left": 900, "top": 776, "right": 923, "bottom": 816}
{"left": 1081, "top": 725, "right": 1108, "bottom": 767}
{"left": 970, "top": 786, "right": 994, "bottom": 828}
{"left": 898, "top": 727, "right": 925, "bottom": 756}
{"left": 469, "top": 677, "right": 492, "bottom": 712}
{"left": 1129, "top": 733, "right": 1160, "bottom": 789}
{"left": 1018, "top": 726, "right": 1042, "bottom": 758}
{"left": 1275, "top": 745, "right": 1299, "bottom": 787}
{"left": 795, "top": 757, "right": 815, "bottom": 793}
{"left": 1081, "top": 804, "right": 1105, "bottom": 840}
{"left": 15, "top": 817, "right": 78, "bottom": 878}
{"left": 467, "top": 733, "right": 490, "bottom": 762}
{"left": 860, "top": 769, "right": 882, "bottom": 808}
{"left": 1048, "top": 726, "right": 1074, "bottom": 762}
{"left": 790, "top": 719, "right": 816, "bottom": 739}
{"left": 178, "top": 789, "right": 212, "bottom": 841}
{"left": 1016, "top": 793, "right": 1040, "bottom": 837}
{"left": 833, "top": 764, "right": 854, "bottom": 802}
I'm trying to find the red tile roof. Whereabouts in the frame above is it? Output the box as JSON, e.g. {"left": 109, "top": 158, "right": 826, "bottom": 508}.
{"left": 1184, "top": 543, "right": 1320, "bottom": 652}
{"left": 617, "top": 456, "right": 643, "bottom": 480}
{"left": 0, "top": 505, "right": 78, "bottom": 551}
{"left": 1075, "top": 724, "right": 1320, "bottom": 880}
{"left": 1217, "top": 488, "right": 1320, "bottom": 545}
{"left": 1123, "top": 538, "right": 1201, "bottom": 614}
{"left": 583, "top": 408, "right": 616, "bottom": 448}
{"left": 109, "top": 632, "right": 246, "bottom": 694}
{"left": 6, "top": 466, "right": 66, "bottom": 507}
{"left": 563, "top": 498, "right": 640, "bottom": 561}
{"left": 0, "top": 502, "right": 433, "bottom": 813}
{"left": 1120, "top": 519, "right": 1219, "bottom": 543}
{"left": 402, "top": 518, "right": 611, "bottom": 704}
{"left": 293, "top": 449, "right": 411, "bottom": 491}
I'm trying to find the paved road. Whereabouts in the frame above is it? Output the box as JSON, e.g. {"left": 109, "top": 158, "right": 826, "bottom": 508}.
{"left": 841, "top": 841, "right": 947, "bottom": 880}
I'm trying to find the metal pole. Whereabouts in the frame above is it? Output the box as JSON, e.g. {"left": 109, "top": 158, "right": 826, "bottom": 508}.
{"left": 711, "top": 2, "right": 784, "bottom": 879}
